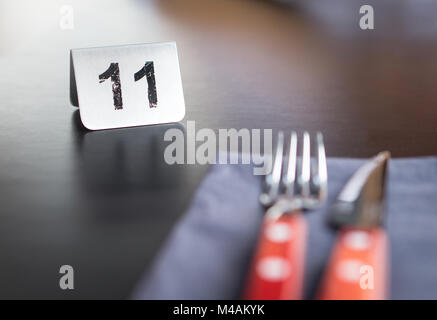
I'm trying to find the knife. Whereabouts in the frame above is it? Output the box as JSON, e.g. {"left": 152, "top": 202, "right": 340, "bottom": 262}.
{"left": 318, "top": 151, "right": 390, "bottom": 300}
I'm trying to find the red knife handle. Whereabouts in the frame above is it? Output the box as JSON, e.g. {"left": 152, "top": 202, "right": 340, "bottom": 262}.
{"left": 244, "top": 212, "right": 307, "bottom": 300}
{"left": 318, "top": 228, "right": 389, "bottom": 300}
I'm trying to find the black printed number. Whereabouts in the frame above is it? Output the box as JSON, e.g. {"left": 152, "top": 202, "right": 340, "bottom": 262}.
{"left": 99, "top": 63, "right": 123, "bottom": 110}
{"left": 134, "top": 61, "right": 158, "bottom": 108}
{"left": 98, "top": 61, "right": 158, "bottom": 110}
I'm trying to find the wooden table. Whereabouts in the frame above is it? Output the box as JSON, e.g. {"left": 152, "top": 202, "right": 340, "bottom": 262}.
{"left": 0, "top": 0, "right": 436, "bottom": 298}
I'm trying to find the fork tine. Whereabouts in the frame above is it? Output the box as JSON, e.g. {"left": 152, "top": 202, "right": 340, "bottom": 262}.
{"left": 269, "top": 131, "right": 285, "bottom": 201}
{"left": 314, "top": 132, "right": 328, "bottom": 201}
{"left": 299, "top": 132, "right": 311, "bottom": 198}
{"left": 259, "top": 131, "right": 284, "bottom": 206}
{"left": 284, "top": 131, "right": 297, "bottom": 195}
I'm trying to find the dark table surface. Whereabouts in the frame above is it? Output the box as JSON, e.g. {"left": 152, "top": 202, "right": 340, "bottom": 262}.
{"left": 0, "top": 0, "right": 436, "bottom": 299}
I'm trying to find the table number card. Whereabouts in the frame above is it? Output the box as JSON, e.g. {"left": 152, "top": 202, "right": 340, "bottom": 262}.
{"left": 70, "top": 42, "right": 185, "bottom": 130}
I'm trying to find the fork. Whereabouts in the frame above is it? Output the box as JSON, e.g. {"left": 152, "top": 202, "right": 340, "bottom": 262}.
{"left": 244, "top": 131, "right": 327, "bottom": 300}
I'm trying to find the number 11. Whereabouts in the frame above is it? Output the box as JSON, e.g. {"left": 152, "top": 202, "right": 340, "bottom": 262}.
{"left": 98, "top": 61, "right": 158, "bottom": 110}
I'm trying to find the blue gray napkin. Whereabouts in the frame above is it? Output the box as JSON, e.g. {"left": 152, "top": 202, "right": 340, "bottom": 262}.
{"left": 132, "top": 157, "right": 437, "bottom": 299}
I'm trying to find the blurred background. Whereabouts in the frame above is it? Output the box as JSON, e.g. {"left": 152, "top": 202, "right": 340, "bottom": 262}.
{"left": 1, "top": 0, "right": 437, "bottom": 156}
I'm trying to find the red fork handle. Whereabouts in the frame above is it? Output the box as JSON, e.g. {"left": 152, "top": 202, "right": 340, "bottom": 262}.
{"left": 243, "top": 212, "right": 307, "bottom": 300}
{"left": 317, "top": 228, "right": 389, "bottom": 300}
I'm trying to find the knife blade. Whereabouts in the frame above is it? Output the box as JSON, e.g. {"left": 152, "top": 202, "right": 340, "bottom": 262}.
{"left": 318, "top": 151, "right": 390, "bottom": 300}
{"left": 328, "top": 151, "right": 390, "bottom": 229}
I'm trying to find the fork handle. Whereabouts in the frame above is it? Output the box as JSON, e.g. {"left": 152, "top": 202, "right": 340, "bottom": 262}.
{"left": 243, "top": 212, "right": 307, "bottom": 300}
{"left": 317, "top": 228, "right": 388, "bottom": 300}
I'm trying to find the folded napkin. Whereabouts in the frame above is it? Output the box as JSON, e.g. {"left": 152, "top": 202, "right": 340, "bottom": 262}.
{"left": 132, "top": 157, "right": 437, "bottom": 299}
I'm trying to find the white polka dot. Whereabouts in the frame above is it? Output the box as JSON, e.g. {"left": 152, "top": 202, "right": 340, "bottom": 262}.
{"left": 336, "top": 259, "right": 363, "bottom": 282}
{"left": 343, "top": 231, "right": 371, "bottom": 250}
{"left": 265, "top": 223, "right": 293, "bottom": 243}
{"left": 257, "top": 257, "right": 291, "bottom": 281}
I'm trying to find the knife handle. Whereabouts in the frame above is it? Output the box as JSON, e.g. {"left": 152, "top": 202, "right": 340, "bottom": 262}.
{"left": 244, "top": 212, "right": 307, "bottom": 300}
{"left": 318, "top": 228, "right": 388, "bottom": 300}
